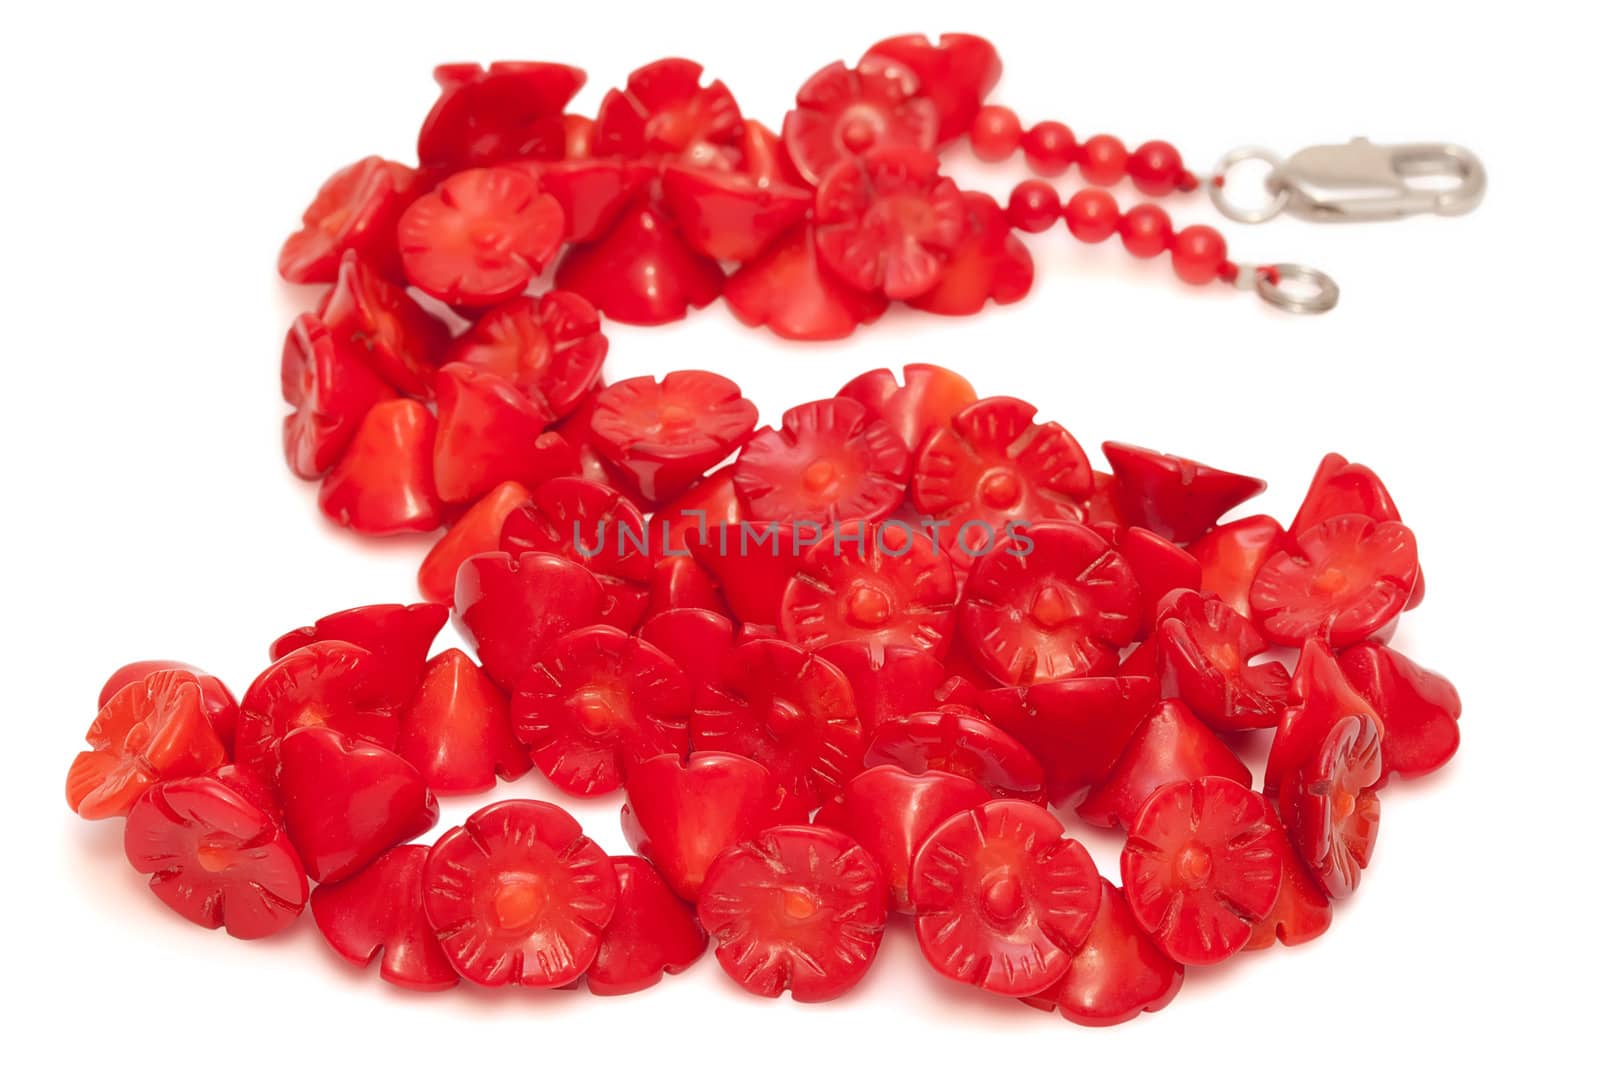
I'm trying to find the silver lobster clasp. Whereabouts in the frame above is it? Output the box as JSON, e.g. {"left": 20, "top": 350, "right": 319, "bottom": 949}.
{"left": 1209, "top": 138, "right": 1486, "bottom": 223}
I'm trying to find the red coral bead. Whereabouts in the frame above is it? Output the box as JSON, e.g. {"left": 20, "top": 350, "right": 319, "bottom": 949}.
{"left": 588, "top": 856, "right": 707, "bottom": 995}
{"left": 319, "top": 251, "right": 449, "bottom": 399}
{"left": 279, "top": 156, "right": 416, "bottom": 285}
{"left": 398, "top": 167, "right": 565, "bottom": 308}
{"left": 588, "top": 371, "right": 758, "bottom": 504}
{"left": 1154, "top": 589, "right": 1291, "bottom": 731}
{"left": 1246, "top": 807, "right": 1333, "bottom": 950}
{"left": 1038, "top": 878, "right": 1185, "bottom": 1026}
{"left": 1265, "top": 638, "right": 1383, "bottom": 794}
{"left": 512, "top": 158, "right": 651, "bottom": 243}
{"left": 235, "top": 640, "right": 402, "bottom": 782}
{"left": 863, "top": 33, "right": 1002, "bottom": 143}
{"left": 699, "top": 824, "right": 888, "bottom": 1002}
{"left": 281, "top": 312, "right": 395, "bottom": 480}
{"left": 737, "top": 118, "right": 809, "bottom": 189}
{"left": 909, "top": 800, "right": 1100, "bottom": 997}
{"left": 648, "top": 554, "right": 723, "bottom": 623}
{"left": 865, "top": 709, "right": 1047, "bottom": 803}
{"left": 67, "top": 669, "right": 227, "bottom": 820}
{"left": 1101, "top": 440, "right": 1266, "bottom": 544}
{"left": 912, "top": 396, "right": 1093, "bottom": 567}
{"left": 815, "top": 765, "right": 990, "bottom": 913}
{"left": 957, "top": 521, "right": 1141, "bottom": 685}
{"left": 310, "top": 844, "right": 459, "bottom": 992}
{"left": 1096, "top": 524, "right": 1202, "bottom": 635}
{"left": 691, "top": 637, "right": 864, "bottom": 807}
{"left": 1289, "top": 452, "right": 1406, "bottom": 539}
{"left": 417, "top": 481, "right": 533, "bottom": 606}
{"left": 267, "top": 601, "right": 447, "bottom": 706}
{"left": 417, "top": 62, "right": 585, "bottom": 170}
{"left": 1021, "top": 121, "right": 1077, "bottom": 176}
{"left": 1249, "top": 515, "right": 1420, "bottom": 647}
{"left": 1126, "top": 140, "right": 1188, "bottom": 196}
{"left": 620, "top": 751, "right": 804, "bottom": 901}
{"left": 813, "top": 146, "right": 967, "bottom": 300}
{"left": 818, "top": 643, "right": 967, "bottom": 734}
{"left": 976, "top": 676, "right": 1158, "bottom": 805}
{"left": 658, "top": 162, "right": 811, "bottom": 263}
{"left": 779, "top": 522, "right": 957, "bottom": 655}
{"left": 431, "top": 364, "right": 560, "bottom": 504}
{"left": 733, "top": 397, "right": 910, "bottom": 525}
{"left": 1078, "top": 134, "right": 1128, "bottom": 186}
{"left": 969, "top": 105, "right": 1022, "bottom": 161}
{"left": 124, "top": 771, "right": 308, "bottom": 939}
{"left": 96, "top": 661, "right": 238, "bottom": 755}
{"left": 398, "top": 648, "right": 529, "bottom": 794}
{"left": 591, "top": 58, "right": 745, "bottom": 170}
{"left": 722, "top": 224, "right": 889, "bottom": 341}
{"left": 909, "top": 191, "right": 1035, "bottom": 315}
{"left": 651, "top": 468, "right": 744, "bottom": 557}
{"left": 1120, "top": 776, "right": 1283, "bottom": 966}
{"left": 1118, "top": 203, "right": 1173, "bottom": 259}
{"left": 510, "top": 625, "right": 691, "bottom": 797}
{"left": 1006, "top": 179, "right": 1061, "bottom": 233}
{"left": 835, "top": 362, "right": 977, "bottom": 453}
{"left": 1062, "top": 189, "right": 1120, "bottom": 243}
{"left": 276, "top": 726, "right": 439, "bottom": 884}
{"left": 1170, "top": 224, "right": 1228, "bottom": 285}
{"left": 422, "top": 799, "right": 617, "bottom": 988}
{"left": 442, "top": 291, "right": 607, "bottom": 420}
{"left": 1337, "top": 641, "right": 1461, "bottom": 783}
{"left": 638, "top": 608, "right": 736, "bottom": 695}
{"left": 1076, "top": 699, "right": 1252, "bottom": 830}
{"left": 1189, "top": 514, "right": 1290, "bottom": 617}
{"left": 499, "top": 476, "right": 653, "bottom": 631}
{"left": 1282, "top": 714, "right": 1383, "bottom": 899}
{"left": 782, "top": 56, "right": 939, "bottom": 185}
{"left": 687, "top": 521, "right": 809, "bottom": 627}
{"left": 554, "top": 202, "right": 725, "bottom": 326}
{"left": 451, "top": 551, "right": 605, "bottom": 690}
{"left": 318, "top": 399, "right": 444, "bottom": 535}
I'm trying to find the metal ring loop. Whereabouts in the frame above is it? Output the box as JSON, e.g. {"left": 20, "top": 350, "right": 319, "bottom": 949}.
{"left": 1208, "top": 147, "right": 1291, "bottom": 224}
{"left": 1254, "top": 264, "right": 1340, "bottom": 314}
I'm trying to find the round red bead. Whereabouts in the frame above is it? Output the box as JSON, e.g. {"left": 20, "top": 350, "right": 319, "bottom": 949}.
{"left": 1171, "top": 225, "right": 1229, "bottom": 285}
{"left": 1006, "top": 180, "right": 1062, "bottom": 233}
{"left": 1119, "top": 203, "right": 1173, "bottom": 259}
{"left": 1127, "top": 140, "right": 1187, "bottom": 196}
{"left": 1063, "top": 189, "right": 1120, "bottom": 244}
{"left": 1079, "top": 134, "right": 1128, "bottom": 186}
{"left": 969, "top": 105, "right": 1023, "bottom": 162}
{"left": 1021, "top": 122, "right": 1077, "bottom": 177}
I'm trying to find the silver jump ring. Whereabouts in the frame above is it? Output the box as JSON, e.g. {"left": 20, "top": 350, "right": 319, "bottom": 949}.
{"left": 1208, "top": 147, "right": 1291, "bottom": 224}
{"left": 1254, "top": 264, "right": 1340, "bottom": 314}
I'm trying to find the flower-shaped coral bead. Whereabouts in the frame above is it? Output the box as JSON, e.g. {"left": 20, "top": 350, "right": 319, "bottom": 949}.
{"left": 422, "top": 799, "right": 618, "bottom": 988}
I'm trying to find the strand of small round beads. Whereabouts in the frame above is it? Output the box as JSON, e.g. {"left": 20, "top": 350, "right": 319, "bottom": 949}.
{"left": 1005, "top": 178, "right": 1265, "bottom": 288}
{"left": 966, "top": 104, "right": 1264, "bottom": 289}
{"left": 968, "top": 105, "right": 1200, "bottom": 194}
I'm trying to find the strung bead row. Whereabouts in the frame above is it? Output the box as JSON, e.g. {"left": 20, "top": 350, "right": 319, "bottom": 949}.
{"left": 969, "top": 105, "right": 1199, "bottom": 196}
{"left": 1005, "top": 179, "right": 1239, "bottom": 286}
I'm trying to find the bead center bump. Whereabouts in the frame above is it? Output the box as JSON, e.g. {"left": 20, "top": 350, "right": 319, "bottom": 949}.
{"left": 803, "top": 459, "right": 838, "bottom": 494}
{"left": 979, "top": 469, "right": 1022, "bottom": 509}
{"left": 492, "top": 875, "right": 547, "bottom": 932}
{"left": 1028, "top": 584, "right": 1078, "bottom": 629}
{"left": 783, "top": 888, "right": 819, "bottom": 920}
{"left": 981, "top": 872, "right": 1025, "bottom": 924}
{"left": 846, "top": 584, "right": 893, "bottom": 627}
{"left": 1177, "top": 844, "right": 1213, "bottom": 887}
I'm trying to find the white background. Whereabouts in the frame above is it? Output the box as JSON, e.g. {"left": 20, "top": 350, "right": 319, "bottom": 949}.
{"left": 4, "top": 1, "right": 1595, "bottom": 1061}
